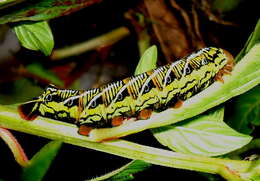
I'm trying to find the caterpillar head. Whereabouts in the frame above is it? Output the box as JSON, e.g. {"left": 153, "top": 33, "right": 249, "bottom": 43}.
{"left": 18, "top": 85, "right": 81, "bottom": 123}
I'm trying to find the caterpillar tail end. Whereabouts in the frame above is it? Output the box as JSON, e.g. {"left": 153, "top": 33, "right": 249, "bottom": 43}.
{"left": 18, "top": 103, "right": 38, "bottom": 121}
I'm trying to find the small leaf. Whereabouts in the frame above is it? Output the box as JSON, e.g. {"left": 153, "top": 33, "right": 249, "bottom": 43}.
{"left": 134, "top": 45, "right": 157, "bottom": 75}
{"left": 26, "top": 63, "right": 63, "bottom": 86}
{"left": 89, "top": 160, "right": 151, "bottom": 181}
{"left": 229, "top": 86, "right": 260, "bottom": 134}
{"left": 13, "top": 21, "right": 54, "bottom": 55}
{"left": 21, "top": 141, "right": 62, "bottom": 181}
{"left": 152, "top": 108, "right": 252, "bottom": 156}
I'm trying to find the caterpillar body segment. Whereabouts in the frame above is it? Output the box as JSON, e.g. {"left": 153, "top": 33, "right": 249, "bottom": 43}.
{"left": 18, "top": 47, "right": 234, "bottom": 136}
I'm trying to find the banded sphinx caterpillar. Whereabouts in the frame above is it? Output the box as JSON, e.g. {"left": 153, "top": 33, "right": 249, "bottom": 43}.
{"left": 18, "top": 47, "right": 234, "bottom": 136}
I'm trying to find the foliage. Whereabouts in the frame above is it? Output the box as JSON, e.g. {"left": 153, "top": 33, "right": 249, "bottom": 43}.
{"left": 13, "top": 21, "right": 54, "bottom": 55}
{"left": 228, "top": 86, "right": 260, "bottom": 134}
{"left": 21, "top": 141, "right": 62, "bottom": 181}
{"left": 152, "top": 107, "right": 251, "bottom": 156}
{"left": 134, "top": 45, "right": 157, "bottom": 75}
{"left": 89, "top": 160, "right": 151, "bottom": 181}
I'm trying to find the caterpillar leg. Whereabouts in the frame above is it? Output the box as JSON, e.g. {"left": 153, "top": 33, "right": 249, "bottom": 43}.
{"left": 78, "top": 125, "right": 93, "bottom": 136}
{"left": 215, "top": 72, "right": 225, "bottom": 83}
{"left": 138, "top": 109, "right": 152, "bottom": 120}
{"left": 173, "top": 100, "right": 183, "bottom": 109}
{"left": 111, "top": 116, "right": 124, "bottom": 127}
{"left": 214, "top": 62, "right": 233, "bottom": 83}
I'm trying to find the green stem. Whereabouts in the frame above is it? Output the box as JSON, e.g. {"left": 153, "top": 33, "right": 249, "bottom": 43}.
{"left": 0, "top": 105, "right": 253, "bottom": 180}
{"left": 50, "top": 27, "right": 130, "bottom": 60}
{"left": 136, "top": 13, "right": 150, "bottom": 55}
{"left": 88, "top": 160, "right": 136, "bottom": 181}
{"left": 138, "top": 30, "right": 151, "bottom": 56}
{"left": 0, "top": 127, "right": 28, "bottom": 167}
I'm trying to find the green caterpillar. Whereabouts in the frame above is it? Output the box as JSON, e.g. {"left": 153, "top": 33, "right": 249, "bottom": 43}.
{"left": 19, "top": 47, "right": 234, "bottom": 136}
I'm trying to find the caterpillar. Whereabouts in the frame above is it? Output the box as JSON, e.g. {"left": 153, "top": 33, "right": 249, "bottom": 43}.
{"left": 18, "top": 47, "right": 234, "bottom": 136}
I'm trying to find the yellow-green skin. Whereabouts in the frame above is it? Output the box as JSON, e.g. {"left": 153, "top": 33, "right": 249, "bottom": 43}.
{"left": 19, "top": 47, "right": 230, "bottom": 128}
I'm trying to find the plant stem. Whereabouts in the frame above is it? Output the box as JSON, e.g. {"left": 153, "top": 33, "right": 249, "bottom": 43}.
{"left": 0, "top": 105, "right": 253, "bottom": 180}
{"left": 88, "top": 160, "right": 137, "bottom": 181}
{"left": 50, "top": 27, "right": 130, "bottom": 60}
{"left": 0, "top": 0, "right": 25, "bottom": 10}
{"left": 0, "top": 127, "right": 28, "bottom": 167}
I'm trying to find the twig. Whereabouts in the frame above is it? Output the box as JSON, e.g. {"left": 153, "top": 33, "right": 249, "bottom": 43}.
{"left": 144, "top": 0, "right": 190, "bottom": 62}
{"left": 0, "top": 0, "right": 25, "bottom": 10}
{"left": 50, "top": 27, "right": 130, "bottom": 60}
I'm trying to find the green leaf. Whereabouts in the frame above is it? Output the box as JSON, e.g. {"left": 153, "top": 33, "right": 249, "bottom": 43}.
{"left": 152, "top": 108, "right": 252, "bottom": 156}
{"left": 229, "top": 86, "right": 260, "bottom": 134}
{"left": 88, "top": 160, "right": 151, "bottom": 181}
{"left": 26, "top": 63, "right": 63, "bottom": 86}
{"left": 21, "top": 141, "right": 62, "bottom": 181}
{"left": 107, "top": 160, "right": 151, "bottom": 181}
{"left": 248, "top": 158, "right": 260, "bottom": 181}
{"left": 0, "top": 0, "right": 100, "bottom": 24}
{"left": 245, "top": 20, "right": 260, "bottom": 54}
{"left": 13, "top": 21, "right": 54, "bottom": 55}
{"left": 236, "top": 19, "right": 260, "bottom": 61}
{"left": 134, "top": 45, "right": 157, "bottom": 75}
